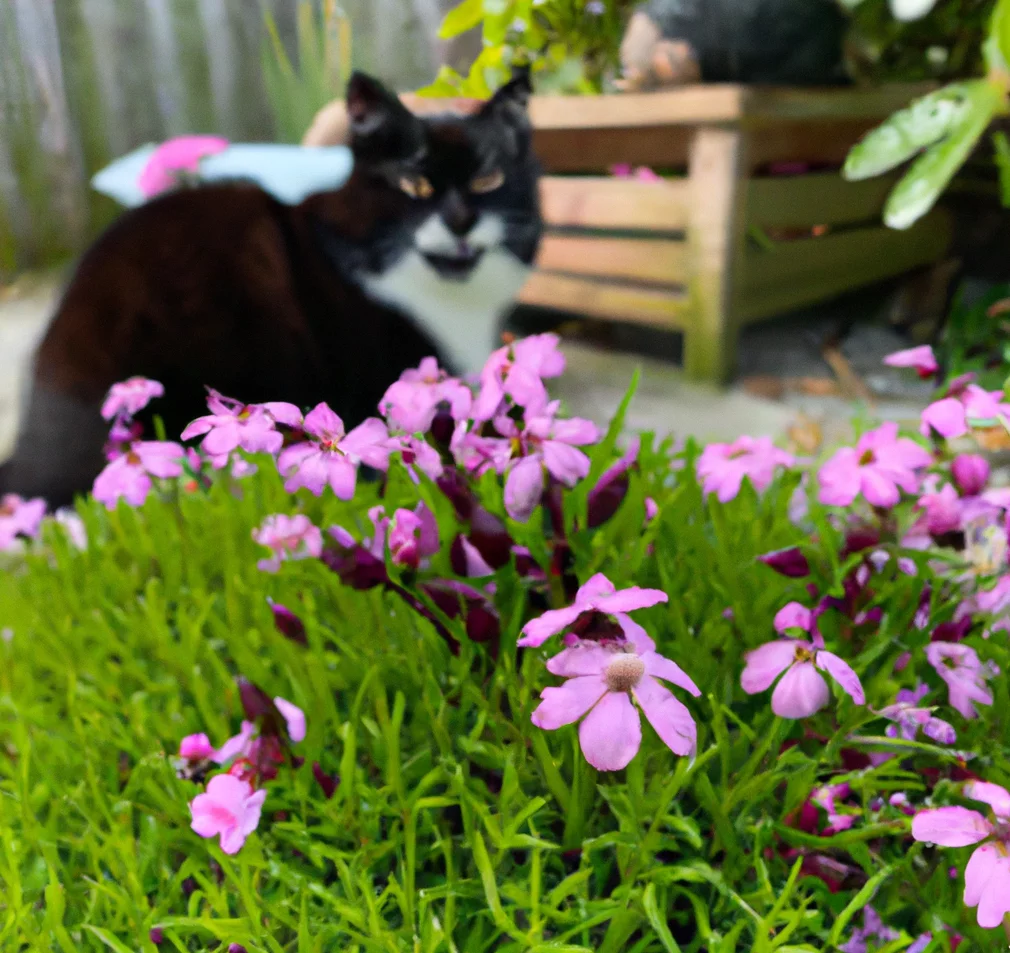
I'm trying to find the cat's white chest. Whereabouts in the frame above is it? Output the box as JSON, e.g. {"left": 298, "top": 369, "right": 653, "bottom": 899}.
{"left": 360, "top": 220, "right": 532, "bottom": 374}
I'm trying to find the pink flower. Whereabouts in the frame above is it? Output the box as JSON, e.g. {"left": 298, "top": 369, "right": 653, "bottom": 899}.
{"left": 531, "top": 622, "right": 700, "bottom": 770}
{"left": 181, "top": 390, "right": 301, "bottom": 465}
{"left": 101, "top": 377, "right": 164, "bottom": 420}
{"left": 393, "top": 434, "right": 445, "bottom": 480}
{"left": 273, "top": 696, "right": 306, "bottom": 742}
{"left": 818, "top": 422, "right": 931, "bottom": 508}
{"left": 911, "top": 780, "right": 1010, "bottom": 928}
{"left": 0, "top": 494, "right": 46, "bottom": 551}
{"left": 471, "top": 333, "right": 566, "bottom": 422}
{"left": 388, "top": 503, "right": 439, "bottom": 569}
{"left": 915, "top": 482, "right": 963, "bottom": 535}
{"left": 92, "top": 441, "right": 185, "bottom": 508}
{"left": 53, "top": 508, "right": 88, "bottom": 550}
{"left": 839, "top": 906, "right": 900, "bottom": 953}
{"left": 189, "top": 773, "right": 266, "bottom": 854}
{"left": 277, "top": 403, "right": 389, "bottom": 498}
{"left": 518, "top": 572, "right": 668, "bottom": 648}
{"left": 952, "top": 454, "right": 990, "bottom": 496}
{"left": 925, "top": 642, "right": 997, "bottom": 718}
{"left": 697, "top": 437, "right": 795, "bottom": 502}
{"left": 741, "top": 628, "right": 864, "bottom": 719}
{"left": 379, "top": 357, "right": 472, "bottom": 433}
{"left": 921, "top": 385, "right": 1010, "bottom": 439}
{"left": 139, "top": 135, "right": 229, "bottom": 197}
{"left": 883, "top": 345, "right": 938, "bottom": 377}
{"left": 877, "top": 684, "right": 956, "bottom": 745}
{"left": 179, "top": 733, "right": 216, "bottom": 760}
{"left": 470, "top": 402, "right": 599, "bottom": 522}
{"left": 213, "top": 721, "right": 256, "bottom": 764}
{"left": 252, "top": 513, "right": 322, "bottom": 572}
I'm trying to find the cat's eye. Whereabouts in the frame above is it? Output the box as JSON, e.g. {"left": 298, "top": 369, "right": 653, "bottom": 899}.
{"left": 398, "top": 175, "right": 434, "bottom": 200}
{"left": 470, "top": 169, "right": 505, "bottom": 194}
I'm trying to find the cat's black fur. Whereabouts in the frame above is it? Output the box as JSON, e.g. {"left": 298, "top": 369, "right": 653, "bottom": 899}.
{"left": 0, "top": 71, "right": 542, "bottom": 507}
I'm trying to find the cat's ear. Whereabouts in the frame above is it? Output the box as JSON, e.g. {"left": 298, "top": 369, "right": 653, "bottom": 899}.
{"left": 346, "top": 72, "right": 425, "bottom": 162}
{"left": 479, "top": 66, "right": 532, "bottom": 128}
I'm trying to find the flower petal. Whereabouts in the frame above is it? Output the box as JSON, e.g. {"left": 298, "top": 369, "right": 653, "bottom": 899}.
{"left": 593, "top": 586, "right": 668, "bottom": 614}
{"left": 964, "top": 842, "right": 1001, "bottom": 907}
{"left": 770, "top": 661, "right": 829, "bottom": 718}
{"left": 578, "top": 691, "right": 642, "bottom": 771}
{"left": 614, "top": 613, "right": 656, "bottom": 653}
{"left": 273, "top": 696, "right": 306, "bottom": 742}
{"left": 545, "top": 643, "right": 612, "bottom": 677}
{"left": 741, "top": 640, "right": 799, "bottom": 694}
{"left": 642, "top": 651, "right": 701, "bottom": 696}
{"left": 576, "top": 573, "right": 617, "bottom": 604}
{"left": 504, "top": 456, "right": 545, "bottom": 522}
{"left": 517, "top": 605, "right": 584, "bottom": 647}
{"left": 633, "top": 674, "right": 696, "bottom": 755}
{"left": 541, "top": 440, "right": 591, "bottom": 486}
{"left": 911, "top": 806, "right": 992, "bottom": 847}
{"left": 531, "top": 675, "right": 608, "bottom": 730}
{"left": 976, "top": 855, "right": 1010, "bottom": 928}
{"left": 774, "top": 602, "right": 813, "bottom": 633}
{"left": 815, "top": 650, "right": 865, "bottom": 705}
{"left": 964, "top": 781, "right": 1010, "bottom": 818}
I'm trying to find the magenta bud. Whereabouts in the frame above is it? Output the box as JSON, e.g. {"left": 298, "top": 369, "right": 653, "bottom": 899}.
{"left": 312, "top": 761, "right": 339, "bottom": 799}
{"left": 149, "top": 927, "right": 164, "bottom": 945}
{"left": 951, "top": 453, "right": 989, "bottom": 496}
{"left": 236, "top": 677, "right": 273, "bottom": 721}
{"left": 228, "top": 945, "right": 248, "bottom": 953}
{"left": 930, "top": 616, "right": 972, "bottom": 643}
{"left": 268, "top": 599, "right": 307, "bottom": 645}
{"left": 757, "top": 547, "right": 810, "bottom": 577}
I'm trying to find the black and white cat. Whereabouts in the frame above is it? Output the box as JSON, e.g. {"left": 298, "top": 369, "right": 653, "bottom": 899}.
{"left": 0, "top": 70, "right": 542, "bottom": 506}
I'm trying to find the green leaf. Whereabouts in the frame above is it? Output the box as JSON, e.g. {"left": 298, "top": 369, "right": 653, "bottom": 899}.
{"left": 884, "top": 80, "right": 1003, "bottom": 229}
{"left": 827, "top": 865, "right": 895, "bottom": 946}
{"left": 642, "top": 883, "right": 683, "bottom": 953}
{"left": 439, "top": 0, "right": 484, "bottom": 38}
{"left": 985, "top": 0, "right": 1010, "bottom": 74}
{"left": 993, "top": 130, "right": 1010, "bottom": 207}
{"left": 843, "top": 84, "right": 973, "bottom": 182}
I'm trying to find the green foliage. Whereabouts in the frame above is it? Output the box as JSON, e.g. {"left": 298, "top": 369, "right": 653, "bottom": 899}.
{"left": 844, "top": 0, "right": 1010, "bottom": 229}
{"left": 0, "top": 390, "right": 1005, "bottom": 950}
{"left": 261, "top": 0, "right": 352, "bottom": 144}
{"left": 417, "top": 0, "right": 637, "bottom": 98}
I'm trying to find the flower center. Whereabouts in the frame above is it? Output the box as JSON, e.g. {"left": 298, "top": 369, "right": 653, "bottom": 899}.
{"left": 859, "top": 449, "right": 875, "bottom": 465}
{"left": 126, "top": 451, "right": 142, "bottom": 465}
{"left": 794, "top": 646, "right": 813, "bottom": 663}
{"left": 604, "top": 654, "right": 645, "bottom": 693}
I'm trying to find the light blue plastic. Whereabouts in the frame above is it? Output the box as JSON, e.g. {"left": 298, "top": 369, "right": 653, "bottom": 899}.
{"left": 91, "top": 143, "right": 355, "bottom": 208}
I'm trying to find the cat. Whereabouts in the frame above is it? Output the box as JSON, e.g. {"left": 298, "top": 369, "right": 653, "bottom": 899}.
{"left": 0, "top": 70, "right": 542, "bottom": 508}
{"left": 619, "top": 0, "right": 848, "bottom": 91}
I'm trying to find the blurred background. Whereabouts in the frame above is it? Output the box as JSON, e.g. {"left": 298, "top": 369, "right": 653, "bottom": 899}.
{"left": 2, "top": 0, "right": 1009, "bottom": 456}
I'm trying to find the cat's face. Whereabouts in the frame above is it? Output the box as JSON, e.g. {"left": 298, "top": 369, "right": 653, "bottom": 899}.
{"left": 346, "top": 71, "right": 542, "bottom": 281}
{"left": 343, "top": 71, "right": 542, "bottom": 374}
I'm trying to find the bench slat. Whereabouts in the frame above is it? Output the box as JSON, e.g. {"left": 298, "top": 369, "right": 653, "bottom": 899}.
{"left": 736, "top": 210, "right": 952, "bottom": 322}
{"left": 747, "top": 172, "right": 898, "bottom": 229}
{"left": 539, "top": 177, "right": 688, "bottom": 231}
{"left": 536, "top": 234, "right": 687, "bottom": 285}
{"left": 519, "top": 273, "right": 690, "bottom": 328}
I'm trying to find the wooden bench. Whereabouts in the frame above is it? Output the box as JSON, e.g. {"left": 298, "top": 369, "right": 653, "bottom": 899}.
{"left": 521, "top": 83, "right": 952, "bottom": 383}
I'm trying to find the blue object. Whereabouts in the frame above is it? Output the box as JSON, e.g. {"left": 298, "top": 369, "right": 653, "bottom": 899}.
{"left": 91, "top": 143, "right": 355, "bottom": 208}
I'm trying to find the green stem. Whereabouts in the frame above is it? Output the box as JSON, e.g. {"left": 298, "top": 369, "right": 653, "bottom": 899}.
{"left": 563, "top": 745, "right": 597, "bottom": 850}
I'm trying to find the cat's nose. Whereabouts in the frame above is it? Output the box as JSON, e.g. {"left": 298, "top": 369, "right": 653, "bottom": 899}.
{"left": 441, "top": 192, "right": 477, "bottom": 237}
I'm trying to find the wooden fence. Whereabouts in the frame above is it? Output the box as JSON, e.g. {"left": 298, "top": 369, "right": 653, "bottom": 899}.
{"left": 0, "top": 0, "right": 466, "bottom": 274}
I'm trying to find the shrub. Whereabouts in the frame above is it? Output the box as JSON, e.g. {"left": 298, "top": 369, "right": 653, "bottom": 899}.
{"left": 2, "top": 338, "right": 1009, "bottom": 951}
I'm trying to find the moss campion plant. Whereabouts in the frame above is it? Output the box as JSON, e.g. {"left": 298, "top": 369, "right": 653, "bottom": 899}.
{"left": 1, "top": 337, "right": 1009, "bottom": 951}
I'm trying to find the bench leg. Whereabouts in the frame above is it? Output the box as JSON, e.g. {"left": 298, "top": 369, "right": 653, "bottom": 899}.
{"left": 685, "top": 127, "right": 749, "bottom": 383}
